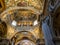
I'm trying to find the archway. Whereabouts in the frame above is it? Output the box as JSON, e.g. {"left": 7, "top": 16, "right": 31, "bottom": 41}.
{"left": 11, "top": 31, "right": 37, "bottom": 45}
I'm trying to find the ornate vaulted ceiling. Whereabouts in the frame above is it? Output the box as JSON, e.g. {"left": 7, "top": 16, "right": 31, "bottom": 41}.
{"left": 5, "top": 0, "right": 45, "bottom": 14}
{"left": 0, "top": 0, "right": 45, "bottom": 45}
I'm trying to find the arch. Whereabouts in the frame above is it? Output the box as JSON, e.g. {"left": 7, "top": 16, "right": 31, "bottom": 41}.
{"left": 10, "top": 31, "right": 37, "bottom": 45}
{"left": 11, "top": 31, "right": 37, "bottom": 43}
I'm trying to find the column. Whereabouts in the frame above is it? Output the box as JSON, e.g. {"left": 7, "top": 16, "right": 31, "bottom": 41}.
{"left": 42, "top": 16, "right": 55, "bottom": 45}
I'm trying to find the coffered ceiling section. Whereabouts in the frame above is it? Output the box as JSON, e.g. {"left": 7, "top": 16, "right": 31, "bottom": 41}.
{"left": 5, "top": 0, "right": 45, "bottom": 14}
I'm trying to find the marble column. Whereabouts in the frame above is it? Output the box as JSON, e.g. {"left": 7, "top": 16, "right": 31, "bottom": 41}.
{"left": 42, "top": 16, "right": 55, "bottom": 45}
